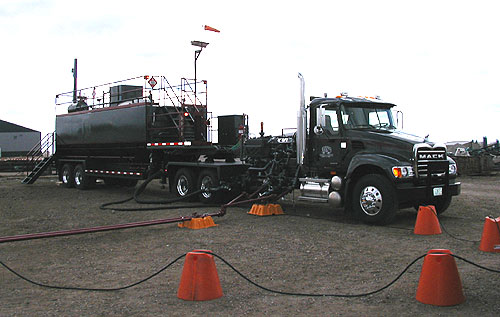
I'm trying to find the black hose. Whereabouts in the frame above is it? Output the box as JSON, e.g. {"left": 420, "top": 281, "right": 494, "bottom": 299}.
{"left": 99, "top": 170, "right": 216, "bottom": 211}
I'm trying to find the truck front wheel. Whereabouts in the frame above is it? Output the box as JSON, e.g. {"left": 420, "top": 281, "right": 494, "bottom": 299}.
{"left": 173, "top": 168, "right": 196, "bottom": 200}
{"left": 431, "top": 195, "right": 452, "bottom": 215}
{"left": 352, "top": 174, "right": 397, "bottom": 224}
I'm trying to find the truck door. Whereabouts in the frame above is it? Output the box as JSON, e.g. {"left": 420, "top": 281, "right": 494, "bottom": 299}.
{"left": 309, "top": 104, "right": 344, "bottom": 176}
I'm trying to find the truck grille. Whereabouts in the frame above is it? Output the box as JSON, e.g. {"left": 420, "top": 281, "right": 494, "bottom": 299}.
{"left": 414, "top": 145, "right": 447, "bottom": 179}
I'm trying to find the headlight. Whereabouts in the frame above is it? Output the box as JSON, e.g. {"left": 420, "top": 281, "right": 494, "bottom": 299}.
{"left": 449, "top": 163, "right": 457, "bottom": 175}
{"left": 392, "top": 166, "right": 414, "bottom": 178}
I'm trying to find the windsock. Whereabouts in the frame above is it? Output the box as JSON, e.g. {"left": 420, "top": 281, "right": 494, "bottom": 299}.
{"left": 204, "top": 25, "right": 220, "bottom": 33}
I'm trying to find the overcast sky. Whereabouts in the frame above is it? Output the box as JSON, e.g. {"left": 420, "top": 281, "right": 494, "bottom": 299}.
{"left": 1, "top": 0, "right": 498, "bottom": 144}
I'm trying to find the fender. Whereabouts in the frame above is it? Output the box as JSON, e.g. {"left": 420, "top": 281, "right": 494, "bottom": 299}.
{"left": 346, "top": 153, "right": 407, "bottom": 181}
{"left": 342, "top": 153, "right": 407, "bottom": 211}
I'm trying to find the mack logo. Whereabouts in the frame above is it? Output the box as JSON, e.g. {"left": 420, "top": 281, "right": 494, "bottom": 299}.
{"left": 418, "top": 153, "right": 445, "bottom": 160}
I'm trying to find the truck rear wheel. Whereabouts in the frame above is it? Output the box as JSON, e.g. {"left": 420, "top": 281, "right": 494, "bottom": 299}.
{"left": 74, "top": 164, "right": 94, "bottom": 190}
{"left": 61, "top": 164, "right": 75, "bottom": 188}
{"left": 197, "top": 169, "right": 220, "bottom": 204}
{"left": 174, "top": 168, "right": 196, "bottom": 200}
{"left": 352, "top": 174, "right": 397, "bottom": 224}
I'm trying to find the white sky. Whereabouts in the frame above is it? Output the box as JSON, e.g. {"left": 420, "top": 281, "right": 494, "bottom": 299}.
{"left": 1, "top": 0, "right": 499, "bottom": 144}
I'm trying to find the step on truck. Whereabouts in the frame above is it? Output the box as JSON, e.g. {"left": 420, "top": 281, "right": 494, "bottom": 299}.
{"left": 26, "top": 73, "right": 460, "bottom": 224}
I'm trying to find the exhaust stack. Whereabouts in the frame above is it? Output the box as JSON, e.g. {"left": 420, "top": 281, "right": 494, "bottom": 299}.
{"left": 297, "top": 73, "right": 306, "bottom": 165}
{"left": 72, "top": 58, "right": 77, "bottom": 104}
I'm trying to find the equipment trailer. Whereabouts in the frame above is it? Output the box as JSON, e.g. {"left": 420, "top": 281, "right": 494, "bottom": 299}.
{"left": 25, "top": 73, "right": 460, "bottom": 224}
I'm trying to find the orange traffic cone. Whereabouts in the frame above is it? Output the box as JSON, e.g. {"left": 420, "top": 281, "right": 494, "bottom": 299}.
{"left": 414, "top": 205, "right": 442, "bottom": 235}
{"left": 416, "top": 249, "right": 465, "bottom": 306}
{"left": 479, "top": 216, "right": 500, "bottom": 252}
{"left": 177, "top": 250, "right": 223, "bottom": 301}
{"left": 178, "top": 216, "right": 217, "bottom": 230}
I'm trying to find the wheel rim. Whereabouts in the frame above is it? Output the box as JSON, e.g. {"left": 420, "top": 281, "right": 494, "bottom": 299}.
{"left": 176, "top": 175, "right": 189, "bottom": 196}
{"left": 62, "top": 169, "right": 70, "bottom": 184}
{"left": 200, "top": 176, "right": 213, "bottom": 199}
{"left": 75, "top": 170, "right": 82, "bottom": 186}
{"left": 359, "top": 186, "right": 383, "bottom": 216}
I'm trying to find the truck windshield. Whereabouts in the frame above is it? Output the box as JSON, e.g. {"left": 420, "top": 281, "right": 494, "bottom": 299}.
{"left": 341, "top": 106, "right": 396, "bottom": 131}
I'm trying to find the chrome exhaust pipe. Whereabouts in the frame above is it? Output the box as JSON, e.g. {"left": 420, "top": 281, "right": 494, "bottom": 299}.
{"left": 297, "top": 73, "right": 306, "bottom": 165}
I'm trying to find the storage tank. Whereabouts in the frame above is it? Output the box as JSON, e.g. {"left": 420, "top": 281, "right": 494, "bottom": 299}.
{"left": 56, "top": 103, "right": 154, "bottom": 157}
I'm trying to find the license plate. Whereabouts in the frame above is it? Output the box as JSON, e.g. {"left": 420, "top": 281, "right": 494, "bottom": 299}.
{"left": 433, "top": 187, "right": 443, "bottom": 196}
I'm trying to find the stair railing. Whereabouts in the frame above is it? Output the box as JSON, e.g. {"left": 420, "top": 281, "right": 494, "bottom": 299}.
{"left": 25, "top": 132, "right": 55, "bottom": 176}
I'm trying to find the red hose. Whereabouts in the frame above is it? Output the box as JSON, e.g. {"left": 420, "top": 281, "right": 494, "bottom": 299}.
{"left": 0, "top": 191, "right": 278, "bottom": 244}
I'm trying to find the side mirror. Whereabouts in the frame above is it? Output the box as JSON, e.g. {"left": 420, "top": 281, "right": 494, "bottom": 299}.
{"left": 313, "top": 125, "right": 324, "bottom": 135}
{"left": 395, "top": 110, "right": 404, "bottom": 129}
{"left": 316, "top": 106, "right": 326, "bottom": 126}
{"left": 314, "top": 106, "right": 326, "bottom": 135}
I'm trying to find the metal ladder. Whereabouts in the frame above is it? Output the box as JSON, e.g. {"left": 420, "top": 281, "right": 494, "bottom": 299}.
{"left": 22, "top": 132, "right": 55, "bottom": 184}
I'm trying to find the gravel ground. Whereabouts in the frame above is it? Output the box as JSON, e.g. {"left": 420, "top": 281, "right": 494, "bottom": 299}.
{"left": 0, "top": 173, "right": 499, "bottom": 316}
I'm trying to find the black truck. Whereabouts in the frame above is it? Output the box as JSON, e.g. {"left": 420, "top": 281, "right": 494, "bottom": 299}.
{"left": 242, "top": 74, "right": 460, "bottom": 223}
{"left": 25, "top": 74, "right": 460, "bottom": 224}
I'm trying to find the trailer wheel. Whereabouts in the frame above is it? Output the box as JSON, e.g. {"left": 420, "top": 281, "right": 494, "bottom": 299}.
{"left": 352, "top": 174, "right": 397, "bottom": 224}
{"left": 74, "top": 164, "right": 94, "bottom": 190}
{"left": 61, "top": 164, "right": 75, "bottom": 188}
{"left": 174, "top": 168, "right": 196, "bottom": 199}
{"left": 197, "top": 169, "right": 220, "bottom": 204}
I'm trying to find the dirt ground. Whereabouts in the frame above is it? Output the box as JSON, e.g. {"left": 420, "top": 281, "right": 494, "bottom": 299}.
{"left": 1, "top": 173, "right": 499, "bottom": 316}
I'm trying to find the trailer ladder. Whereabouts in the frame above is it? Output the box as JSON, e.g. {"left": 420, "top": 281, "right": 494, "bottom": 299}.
{"left": 22, "top": 132, "right": 55, "bottom": 184}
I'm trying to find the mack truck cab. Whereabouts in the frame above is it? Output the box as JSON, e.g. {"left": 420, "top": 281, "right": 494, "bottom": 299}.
{"left": 296, "top": 85, "right": 460, "bottom": 224}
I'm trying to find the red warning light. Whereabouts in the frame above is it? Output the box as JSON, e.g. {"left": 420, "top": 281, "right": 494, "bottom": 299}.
{"left": 183, "top": 112, "right": 189, "bottom": 117}
{"left": 144, "top": 75, "right": 150, "bottom": 79}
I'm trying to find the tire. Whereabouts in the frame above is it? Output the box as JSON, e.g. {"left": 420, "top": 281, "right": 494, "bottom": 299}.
{"left": 413, "top": 195, "right": 452, "bottom": 215}
{"left": 74, "top": 164, "right": 94, "bottom": 190}
{"left": 352, "top": 174, "right": 397, "bottom": 224}
{"left": 173, "top": 168, "right": 196, "bottom": 200}
{"left": 197, "top": 169, "right": 220, "bottom": 204}
{"left": 431, "top": 195, "right": 452, "bottom": 215}
{"left": 61, "top": 164, "right": 75, "bottom": 188}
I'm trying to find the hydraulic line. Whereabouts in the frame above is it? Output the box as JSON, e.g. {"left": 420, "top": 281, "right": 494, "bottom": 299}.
{"left": 100, "top": 170, "right": 207, "bottom": 211}
{"left": 3, "top": 250, "right": 499, "bottom": 295}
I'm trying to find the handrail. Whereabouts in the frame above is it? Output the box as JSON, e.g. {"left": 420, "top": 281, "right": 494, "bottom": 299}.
{"left": 54, "top": 75, "right": 210, "bottom": 142}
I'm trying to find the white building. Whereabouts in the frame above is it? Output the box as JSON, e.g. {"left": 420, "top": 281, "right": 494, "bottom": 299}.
{"left": 0, "top": 119, "right": 41, "bottom": 157}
